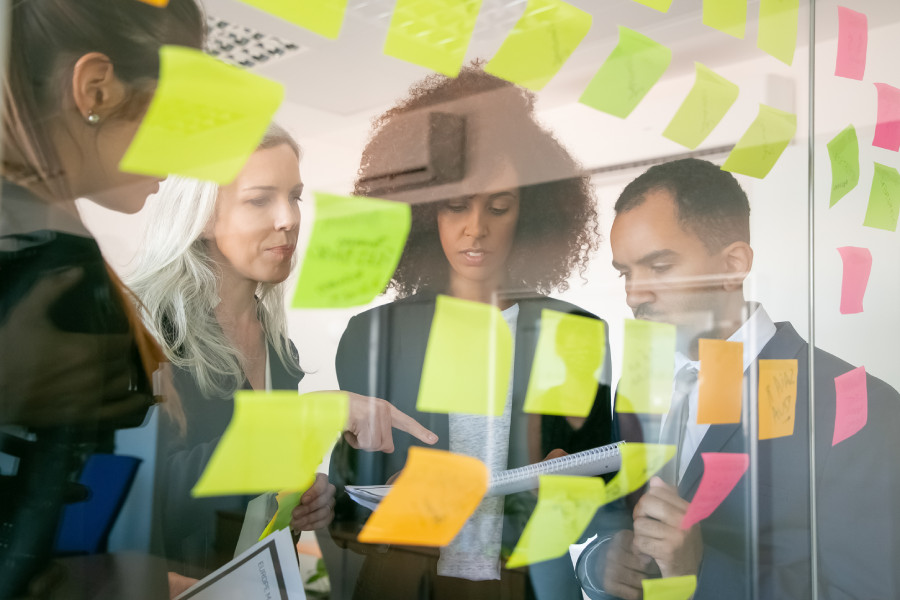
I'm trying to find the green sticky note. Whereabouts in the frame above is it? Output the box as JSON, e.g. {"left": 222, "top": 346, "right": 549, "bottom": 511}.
{"left": 506, "top": 475, "right": 606, "bottom": 568}
{"left": 703, "top": 0, "right": 747, "bottom": 39}
{"left": 757, "top": 0, "right": 799, "bottom": 66}
{"left": 863, "top": 163, "right": 900, "bottom": 232}
{"left": 827, "top": 125, "right": 860, "bottom": 207}
{"left": 523, "top": 310, "right": 606, "bottom": 418}
{"left": 604, "top": 443, "right": 676, "bottom": 504}
{"left": 417, "top": 295, "right": 513, "bottom": 416}
{"left": 662, "top": 63, "right": 739, "bottom": 150}
{"left": 119, "top": 46, "right": 283, "bottom": 184}
{"left": 643, "top": 575, "right": 698, "bottom": 600}
{"left": 238, "top": 0, "right": 348, "bottom": 39}
{"left": 484, "top": 0, "right": 592, "bottom": 91}
{"left": 383, "top": 0, "right": 482, "bottom": 77}
{"left": 578, "top": 26, "right": 672, "bottom": 119}
{"left": 631, "top": 0, "right": 673, "bottom": 12}
{"left": 192, "top": 391, "right": 348, "bottom": 496}
{"left": 259, "top": 490, "right": 302, "bottom": 540}
{"left": 617, "top": 319, "right": 676, "bottom": 414}
{"left": 291, "top": 193, "right": 411, "bottom": 308}
{"left": 722, "top": 104, "right": 797, "bottom": 179}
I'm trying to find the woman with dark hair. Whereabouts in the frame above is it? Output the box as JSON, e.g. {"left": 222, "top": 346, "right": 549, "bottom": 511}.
{"left": 329, "top": 66, "right": 614, "bottom": 600}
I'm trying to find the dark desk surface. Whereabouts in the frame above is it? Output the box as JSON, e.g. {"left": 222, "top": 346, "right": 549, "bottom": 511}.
{"left": 51, "top": 553, "right": 170, "bottom": 600}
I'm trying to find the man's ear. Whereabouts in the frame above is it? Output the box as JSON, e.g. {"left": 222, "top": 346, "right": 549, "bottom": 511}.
{"left": 71, "top": 52, "right": 127, "bottom": 122}
{"left": 720, "top": 241, "right": 753, "bottom": 291}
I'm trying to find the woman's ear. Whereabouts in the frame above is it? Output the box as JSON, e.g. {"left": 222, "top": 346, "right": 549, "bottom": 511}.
{"left": 720, "top": 241, "right": 753, "bottom": 291}
{"left": 71, "top": 52, "right": 127, "bottom": 123}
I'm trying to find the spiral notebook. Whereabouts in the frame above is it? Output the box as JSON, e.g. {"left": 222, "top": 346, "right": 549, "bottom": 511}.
{"left": 345, "top": 441, "right": 623, "bottom": 510}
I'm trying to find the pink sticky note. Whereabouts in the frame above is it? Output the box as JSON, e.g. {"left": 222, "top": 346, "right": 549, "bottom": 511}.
{"left": 835, "top": 7, "right": 867, "bottom": 80}
{"left": 681, "top": 453, "right": 748, "bottom": 530}
{"left": 873, "top": 83, "right": 900, "bottom": 152}
{"left": 833, "top": 366, "right": 867, "bottom": 446}
{"left": 837, "top": 247, "right": 872, "bottom": 314}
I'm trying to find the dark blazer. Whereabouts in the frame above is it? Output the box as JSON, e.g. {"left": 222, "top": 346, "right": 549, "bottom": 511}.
{"left": 329, "top": 291, "right": 614, "bottom": 600}
{"left": 153, "top": 340, "right": 302, "bottom": 575}
{"left": 578, "top": 322, "right": 900, "bottom": 600}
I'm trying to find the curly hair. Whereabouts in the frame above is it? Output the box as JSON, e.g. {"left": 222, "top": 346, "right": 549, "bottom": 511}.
{"left": 355, "top": 65, "right": 600, "bottom": 298}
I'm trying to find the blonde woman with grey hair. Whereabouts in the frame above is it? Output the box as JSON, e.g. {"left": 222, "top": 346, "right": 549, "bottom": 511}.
{"left": 129, "top": 124, "right": 438, "bottom": 576}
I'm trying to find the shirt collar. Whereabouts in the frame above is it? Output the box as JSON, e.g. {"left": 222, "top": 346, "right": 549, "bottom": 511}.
{"left": 674, "top": 302, "right": 777, "bottom": 374}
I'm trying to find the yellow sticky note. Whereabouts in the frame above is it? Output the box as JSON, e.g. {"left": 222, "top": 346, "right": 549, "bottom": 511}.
{"left": 631, "top": 0, "right": 673, "bottom": 12}
{"left": 417, "top": 295, "right": 513, "bottom": 416}
{"left": 722, "top": 104, "right": 797, "bottom": 179}
{"left": 757, "top": 0, "right": 799, "bottom": 66}
{"left": 703, "top": 0, "right": 747, "bottom": 39}
{"left": 662, "top": 63, "right": 739, "bottom": 150}
{"left": 383, "top": 0, "right": 482, "bottom": 77}
{"left": 238, "top": 0, "right": 348, "bottom": 39}
{"left": 506, "top": 475, "right": 606, "bottom": 568}
{"left": 604, "top": 443, "right": 676, "bottom": 504}
{"left": 617, "top": 319, "right": 676, "bottom": 414}
{"left": 863, "top": 163, "right": 900, "bottom": 232}
{"left": 643, "top": 575, "right": 698, "bottom": 600}
{"left": 523, "top": 310, "right": 606, "bottom": 418}
{"left": 827, "top": 125, "right": 860, "bottom": 208}
{"left": 758, "top": 359, "right": 798, "bottom": 440}
{"left": 578, "top": 26, "right": 672, "bottom": 119}
{"left": 119, "top": 46, "right": 283, "bottom": 185}
{"left": 697, "top": 339, "right": 743, "bottom": 425}
{"left": 484, "top": 0, "right": 592, "bottom": 91}
{"left": 259, "top": 490, "right": 302, "bottom": 540}
{"left": 358, "top": 447, "right": 488, "bottom": 546}
{"left": 291, "top": 193, "right": 411, "bottom": 308}
{"left": 192, "top": 391, "right": 348, "bottom": 496}
{"left": 137, "top": 0, "right": 169, "bottom": 6}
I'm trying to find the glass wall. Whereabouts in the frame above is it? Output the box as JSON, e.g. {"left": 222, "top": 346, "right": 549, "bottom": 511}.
{"left": 1, "top": 0, "right": 897, "bottom": 598}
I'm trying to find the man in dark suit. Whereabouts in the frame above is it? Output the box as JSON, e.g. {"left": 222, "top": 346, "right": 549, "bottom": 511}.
{"left": 576, "top": 158, "right": 900, "bottom": 599}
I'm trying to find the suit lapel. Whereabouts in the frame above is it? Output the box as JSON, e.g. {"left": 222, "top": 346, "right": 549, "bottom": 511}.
{"left": 679, "top": 423, "right": 743, "bottom": 496}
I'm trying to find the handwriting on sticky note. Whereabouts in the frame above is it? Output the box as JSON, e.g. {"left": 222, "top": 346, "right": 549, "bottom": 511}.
{"left": 833, "top": 366, "right": 867, "bottom": 446}
{"left": 484, "top": 0, "right": 592, "bottom": 91}
{"left": 643, "top": 575, "right": 698, "bottom": 600}
{"left": 703, "top": 0, "right": 747, "bottom": 39}
{"left": 119, "top": 46, "right": 283, "bottom": 184}
{"left": 757, "top": 0, "right": 798, "bottom": 66}
{"left": 259, "top": 490, "right": 302, "bottom": 540}
{"left": 827, "top": 125, "right": 860, "bottom": 207}
{"left": 193, "top": 392, "right": 348, "bottom": 496}
{"left": 680, "top": 453, "right": 748, "bottom": 529}
{"left": 835, "top": 7, "right": 867, "bottom": 80}
{"left": 604, "top": 443, "right": 676, "bottom": 505}
{"left": 873, "top": 83, "right": 900, "bottom": 152}
{"left": 617, "top": 319, "right": 676, "bottom": 414}
{"left": 523, "top": 310, "right": 606, "bottom": 418}
{"left": 239, "top": 0, "right": 348, "bottom": 39}
{"left": 697, "top": 339, "right": 743, "bottom": 425}
{"left": 837, "top": 247, "right": 872, "bottom": 314}
{"left": 863, "top": 163, "right": 900, "bottom": 232}
{"left": 758, "top": 359, "right": 798, "bottom": 440}
{"left": 383, "top": 0, "right": 482, "bottom": 77}
{"left": 291, "top": 193, "right": 411, "bottom": 308}
{"left": 578, "top": 26, "right": 671, "bottom": 119}
{"left": 358, "top": 447, "right": 488, "bottom": 546}
{"left": 506, "top": 475, "right": 605, "bottom": 568}
{"left": 417, "top": 295, "right": 513, "bottom": 416}
{"left": 722, "top": 104, "right": 797, "bottom": 179}
{"left": 662, "top": 63, "right": 739, "bottom": 150}
{"left": 631, "top": 0, "right": 673, "bottom": 12}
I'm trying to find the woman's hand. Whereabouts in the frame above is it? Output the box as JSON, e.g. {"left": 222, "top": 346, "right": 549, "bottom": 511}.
{"left": 290, "top": 473, "right": 336, "bottom": 532}
{"left": 343, "top": 392, "right": 438, "bottom": 452}
{"left": 167, "top": 572, "right": 198, "bottom": 599}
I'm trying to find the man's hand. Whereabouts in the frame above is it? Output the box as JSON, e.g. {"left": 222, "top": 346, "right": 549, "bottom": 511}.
{"left": 343, "top": 393, "right": 438, "bottom": 452}
{"left": 291, "top": 473, "right": 336, "bottom": 532}
{"left": 632, "top": 476, "right": 703, "bottom": 578}
{"left": 602, "top": 530, "right": 659, "bottom": 600}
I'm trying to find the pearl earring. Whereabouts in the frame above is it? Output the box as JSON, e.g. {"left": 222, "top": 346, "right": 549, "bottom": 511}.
{"left": 86, "top": 111, "right": 100, "bottom": 125}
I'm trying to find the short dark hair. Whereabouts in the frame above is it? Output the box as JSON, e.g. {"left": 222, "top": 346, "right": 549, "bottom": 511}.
{"left": 355, "top": 65, "right": 600, "bottom": 298}
{"left": 615, "top": 158, "right": 750, "bottom": 251}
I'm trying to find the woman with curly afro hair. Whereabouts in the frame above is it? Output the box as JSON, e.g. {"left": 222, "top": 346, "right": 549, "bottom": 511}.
{"left": 327, "top": 65, "right": 613, "bottom": 600}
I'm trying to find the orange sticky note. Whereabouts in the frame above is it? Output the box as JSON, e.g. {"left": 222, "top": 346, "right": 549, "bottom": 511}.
{"left": 137, "top": 0, "right": 169, "bottom": 6}
{"left": 697, "top": 339, "right": 743, "bottom": 424}
{"left": 758, "top": 359, "right": 798, "bottom": 440}
{"left": 358, "top": 447, "right": 488, "bottom": 546}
